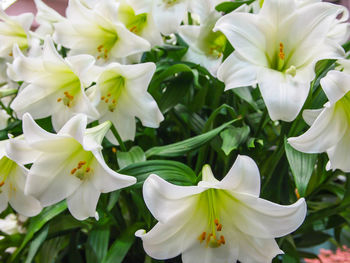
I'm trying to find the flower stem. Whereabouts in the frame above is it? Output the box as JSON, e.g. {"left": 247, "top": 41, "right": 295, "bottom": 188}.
{"left": 110, "top": 124, "right": 127, "bottom": 152}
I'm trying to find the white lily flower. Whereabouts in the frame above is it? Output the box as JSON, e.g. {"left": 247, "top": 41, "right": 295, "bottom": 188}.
{"left": 0, "top": 138, "right": 42, "bottom": 217}
{"left": 9, "top": 37, "right": 99, "bottom": 131}
{"left": 53, "top": 0, "right": 150, "bottom": 63}
{"left": 0, "top": 213, "right": 26, "bottom": 235}
{"left": 188, "top": 0, "right": 227, "bottom": 22}
{"left": 179, "top": 12, "right": 225, "bottom": 76}
{"left": 136, "top": 155, "right": 307, "bottom": 263}
{"left": 129, "top": 0, "right": 191, "bottom": 35}
{"left": 87, "top": 62, "right": 163, "bottom": 144}
{"left": 10, "top": 113, "right": 136, "bottom": 220}
{"left": 116, "top": 0, "right": 163, "bottom": 47}
{"left": 0, "top": 9, "right": 33, "bottom": 59}
{"left": 288, "top": 68, "right": 350, "bottom": 172}
{"left": 215, "top": 0, "right": 347, "bottom": 121}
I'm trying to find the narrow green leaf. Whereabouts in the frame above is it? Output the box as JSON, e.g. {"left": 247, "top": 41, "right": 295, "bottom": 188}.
{"left": 11, "top": 201, "right": 67, "bottom": 260}
{"left": 220, "top": 125, "right": 250, "bottom": 155}
{"left": 284, "top": 138, "right": 317, "bottom": 197}
{"left": 119, "top": 160, "right": 197, "bottom": 188}
{"left": 215, "top": 0, "right": 255, "bottom": 13}
{"left": 25, "top": 225, "right": 49, "bottom": 263}
{"left": 231, "top": 87, "right": 259, "bottom": 111}
{"left": 102, "top": 223, "right": 143, "bottom": 263}
{"left": 146, "top": 120, "right": 235, "bottom": 158}
{"left": 37, "top": 236, "right": 69, "bottom": 263}
{"left": 117, "top": 146, "right": 146, "bottom": 169}
{"left": 86, "top": 228, "right": 110, "bottom": 263}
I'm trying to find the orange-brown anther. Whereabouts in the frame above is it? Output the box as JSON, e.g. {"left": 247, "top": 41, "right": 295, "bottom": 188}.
{"left": 206, "top": 233, "right": 213, "bottom": 246}
{"left": 112, "top": 99, "right": 116, "bottom": 104}
{"left": 214, "top": 219, "right": 219, "bottom": 226}
{"left": 70, "top": 168, "right": 77, "bottom": 175}
{"left": 198, "top": 232, "right": 206, "bottom": 243}
{"left": 295, "top": 188, "right": 300, "bottom": 199}
{"left": 85, "top": 167, "right": 91, "bottom": 173}
{"left": 0, "top": 181, "right": 4, "bottom": 187}
{"left": 220, "top": 235, "right": 225, "bottom": 245}
{"left": 107, "top": 93, "right": 111, "bottom": 97}
{"left": 97, "top": 45, "right": 103, "bottom": 52}
{"left": 57, "top": 98, "right": 62, "bottom": 102}
{"left": 216, "top": 224, "right": 222, "bottom": 231}
{"left": 101, "top": 96, "right": 105, "bottom": 100}
{"left": 279, "top": 42, "right": 285, "bottom": 60}
{"left": 130, "top": 26, "right": 137, "bottom": 33}
{"left": 105, "top": 98, "right": 109, "bottom": 103}
{"left": 112, "top": 147, "right": 117, "bottom": 153}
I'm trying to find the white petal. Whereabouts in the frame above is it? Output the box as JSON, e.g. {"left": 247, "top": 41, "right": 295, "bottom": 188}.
{"left": 83, "top": 120, "right": 111, "bottom": 151}
{"left": 103, "top": 111, "right": 136, "bottom": 145}
{"left": 214, "top": 12, "right": 269, "bottom": 66}
{"left": 7, "top": 166, "right": 42, "bottom": 217}
{"left": 320, "top": 70, "right": 350, "bottom": 105}
{"left": 288, "top": 105, "right": 347, "bottom": 153}
{"left": 6, "top": 136, "right": 41, "bottom": 164}
{"left": 25, "top": 151, "right": 82, "bottom": 205}
{"left": 257, "top": 67, "right": 310, "bottom": 122}
{"left": 66, "top": 181, "right": 100, "bottom": 220}
{"left": 236, "top": 232, "right": 283, "bottom": 263}
{"left": 0, "top": 190, "right": 8, "bottom": 213}
{"left": 302, "top": 109, "right": 323, "bottom": 126}
{"left": 225, "top": 193, "right": 307, "bottom": 238}
{"left": 91, "top": 151, "right": 136, "bottom": 193}
{"left": 153, "top": 0, "right": 187, "bottom": 35}
{"left": 58, "top": 114, "right": 87, "bottom": 145}
{"left": 326, "top": 132, "right": 350, "bottom": 172}
{"left": 143, "top": 174, "right": 205, "bottom": 223}
{"left": 259, "top": 0, "right": 296, "bottom": 25}
{"left": 217, "top": 52, "right": 258, "bottom": 90}
{"left": 110, "top": 24, "right": 150, "bottom": 58}
{"left": 65, "top": 55, "right": 97, "bottom": 86}
{"left": 218, "top": 155, "right": 261, "bottom": 197}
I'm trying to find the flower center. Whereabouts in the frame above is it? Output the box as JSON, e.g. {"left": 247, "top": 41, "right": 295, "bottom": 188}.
{"left": 96, "top": 29, "right": 119, "bottom": 60}
{"left": 197, "top": 189, "right": 226, "bottom": 248}
{"left": 118, "top": 4, "right": 148, "bottom": 35}
{"left": 98, "top": 72, "right": 125, "bottom": 113}
{"left": 270, "top": 42, "right": 296, "bottom": 76}
{"left": 70, "top": 159, "right": 93, "bottom": 180}
{"left": 163, "top": 0, "right": 179, "bottom": 6}
{"left": 0, "top": 156, "right": 17, "bottom": 194}
{"left": 56, "top": 78, "right": 81, "bottom": 108}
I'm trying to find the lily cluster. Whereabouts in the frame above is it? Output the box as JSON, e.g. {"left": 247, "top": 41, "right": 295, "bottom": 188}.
{"left": 0, "top": 0, "right": 348, "bottom": 262}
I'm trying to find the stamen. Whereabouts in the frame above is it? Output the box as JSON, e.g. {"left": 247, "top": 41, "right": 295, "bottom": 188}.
{"left": 112, "top": 147, "right": 117, "bottom": 153}
{"left": 101, "top": 96, "right": 105, "bottom": 100}
{"left": 85, "top": 167, "right": 91, "bottom": 173}
{"left": 216, "top": 224, "right": 222, "bottom": 231}
{"left": 220, "top": 235, "right": 225, "bottom": 245}
{"left": 70, "top": 168, "right": 77, "bottom": 174}
{"left": 0, "top": 181, "right": 4, "bottom": 187}
{"left": 57, "top": 98, "right": 62, "bottom": 102}
{"left": 198, "top": 232, "right": 206, "bottom": 243}
{"left": 279, "top": 42, "right": 285, "bottom": 60}
{"left": 214, "top": 219, "right": 219, "bottom": 226}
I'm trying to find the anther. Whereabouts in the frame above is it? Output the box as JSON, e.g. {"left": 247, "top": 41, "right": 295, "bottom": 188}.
{"left": 101, "top": 96, "right": 105, "bottom": 100}
{"left": 70, "top": 168, "right": 77, "bottom": 175}
{"left": 0, "top": 181, "right": 4, "bottom": 187}
{"left": 214, "top": 219, "right": 219, "bottom": 226}
{"left": 85, "top": 167, "right": 91, "bottom": 173}
{"left": 216, "top": 224, "right": 222, "bottom": 231}
{"left": 112, "top": 147, "right": 117, "bottom": 153}
{"left": 112, "top": 99, "right": 116, "bottom": 104}
{"left": 220, "top": 235, "right": 225, "bottom": 245}
{"left": 107, "top": 93, "right": 111, "bottom": 97}
{"left": 57, "top": 98, "right": 62, "bottom": 102}
{"left": 198, "top": 232, "right": 206, "bottom": 243}
{"left": 105, "top": 98, "right": 109, "bottom": 103}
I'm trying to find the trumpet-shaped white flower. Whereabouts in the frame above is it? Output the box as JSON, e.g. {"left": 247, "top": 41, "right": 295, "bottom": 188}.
{"left": 53, "top": 0, "right": 150, "bottom": 63}
{"left": 0, "top": 213, "right": 26, "bottom": 235}
{"left": 136, "top": 155, "right": 306, "bottom": 263}
{"left": 0, "top": 9, "right": 33, "bottom": 59}
{"left": 0, "top": 138, "right": 42, "bottom": 217}
{"left": 215, "top": 0, "right": 347, "bottom": 121}
{"left": 288, "top": 68, "right": 350, "bottom": 172}
{"left": 179, "top": 12, "right": 226, "bottom": 76}
{"left": 87, "top": 62, "right": 163, "bottom": 144}
{"left": 9, "top": 37, "right": 99, "bottom": 131}
{"left": 8, "top": 113, "right": 136, "bottom": 220}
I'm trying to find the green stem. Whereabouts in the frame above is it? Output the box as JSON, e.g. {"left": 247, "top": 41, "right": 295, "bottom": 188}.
{"left": 0, "top": 100, "right": 11, "bottom": 116}
{"left": 110, "top": 124, "right": 127, "bottom": 152}
{"left": 254, "top": 108, "right": 268, "bottom": 137}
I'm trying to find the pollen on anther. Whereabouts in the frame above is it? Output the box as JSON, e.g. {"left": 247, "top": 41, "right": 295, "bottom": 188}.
{"left": 71, "top": 168, "right": 77, "bottom": 174}
{"left": 101, "top": 96, "right": 105, "bottom": 100}
{"left": 214, "top": 219, "right": 219, "bottom": 226}
{"left": 198, "top": 232, "right": 206, "bottom": 243}
{"left": 0, "top": 181, "right": 4, "bottom": 187}
{"left": 57, "top": 98, "right": 62, "bottom": 102}
{"left": 105, "top": 98, "right": 109, "bottom": 103}
{"left": 107, "top": 93, "right": 111, "bottom": 97}
{"left": 216, "top": 224, "right": 222, "bottom": 231}
{"left": 112, "top": 99, "right": 116, "bottom": 104}
{"left": 220, "top": 235, "right": 225, "bottom": 245}
{"left": 85, "top": 167, "right": 91, "bottom": 173}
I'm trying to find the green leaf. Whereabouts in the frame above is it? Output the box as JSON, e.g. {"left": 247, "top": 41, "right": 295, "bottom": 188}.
{"left": 11, "top": 201, "right": 67, "bottom": 260}
{"left": 247, "top": 137, "right": 264, "bottom": 148}
{"left": 117, "top": 146, "right": 146, "bottom": 169}
{"left": 146, "top": 120, "right": 235, "bottom": 158}
{"left": 215, "top": 0, "right": 255, "bottom": 13}
{"left": 37, "top": 236, "right": 69, "bottom": 263}
{"left": 86, "top": 228, "right": 110, "bottom": 263}
{"left": 220, "top": 125, "right": 250, "bottom": 155}
{"left": 119, "top": 160, "right": 197, "bottom": 188}
{"left": 231, "top": 87, "right": 259, "bottom": 111}
{"left": 102, "top": 223, "right": 144, "bottom": 263}
{"left": 284, "top": 138, "right": 317, "bottom": 197}
{"left": 25, "top": 224, "right": 49, "bottom": 263}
